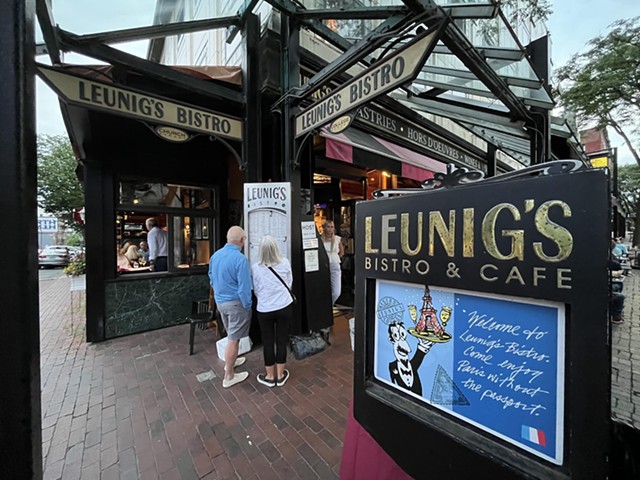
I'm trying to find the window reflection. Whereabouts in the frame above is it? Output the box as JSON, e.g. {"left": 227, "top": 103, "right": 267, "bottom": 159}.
{"left": 172, "top": 216, "right": 211, "bottom": 269}
{"left": 119, "top": 180, "right": 213, "bottom": 209}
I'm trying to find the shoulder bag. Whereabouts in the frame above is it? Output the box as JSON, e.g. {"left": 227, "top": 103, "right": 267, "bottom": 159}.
{"left": 268, "top": 266, "right": 297, "bottom": 304}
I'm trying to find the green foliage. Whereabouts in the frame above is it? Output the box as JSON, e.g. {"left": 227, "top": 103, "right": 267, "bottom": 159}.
{"left": 555, "top": 17, "right": 640, "bottom": 166}
{"left": 66, "top": 231, "right": 84, "bottom": 247}
{"left": 64, "top": 252, "right": 86, "bottom": 277}
{"left": 618, "top": 165, "right": 640, "bottom": 199}
{"left": 501, "top": 0, "right": 552, "bottom": 25}
{"left": 476, "top": 1, "right": 552, "bottom": 48}
{"left": 618, "top": 165, "right": 640, "bottom": 246}
{"left": 37, "top": 134, "right": 84, "bottom": 231}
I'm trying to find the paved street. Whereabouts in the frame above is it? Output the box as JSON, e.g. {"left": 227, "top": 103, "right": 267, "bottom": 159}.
{"left": 38, "top": 271, "right": 639, "bottom": 479}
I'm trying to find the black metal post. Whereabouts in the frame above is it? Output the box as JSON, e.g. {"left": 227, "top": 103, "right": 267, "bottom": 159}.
{"left": 486, "top": 143, "right": 497, "bottom": 177}
{"left": 243, "top": 13, "right": 261, "bottom": 182}
{"left": 0, "top": 0, "right": 42, "bottom": 477}
{"left": 281, "top": 16, "right": 307, "bottom": 333}
{"left": 528, "top": 107, "right": 550, "bottom": 164}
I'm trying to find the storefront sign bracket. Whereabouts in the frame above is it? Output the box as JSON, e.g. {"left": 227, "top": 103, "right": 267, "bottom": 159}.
{"left": 209, "top": 134, "right": 246, "bottom": 171}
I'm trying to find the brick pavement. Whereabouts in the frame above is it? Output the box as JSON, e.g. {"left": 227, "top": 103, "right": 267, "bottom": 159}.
{"left": 39, "top": 270, "right": 640, "bottom": 479}
{"left": 611, "top": 270, "right": 640, "bottom": 429}
{"left": 40, "top": 275, "right": 353, "bottom": 479}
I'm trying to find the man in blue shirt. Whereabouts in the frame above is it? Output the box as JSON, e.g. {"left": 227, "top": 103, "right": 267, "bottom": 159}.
{"left": 209, "top": 226, "right": 252, "bottom": 388}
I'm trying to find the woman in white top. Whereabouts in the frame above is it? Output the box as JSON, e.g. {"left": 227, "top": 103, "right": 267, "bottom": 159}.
{"left": 251, "top": 236, "right": 294, "bottom": 387}
{"left": 321, "top": 220, "right": 344, "bottom": 305}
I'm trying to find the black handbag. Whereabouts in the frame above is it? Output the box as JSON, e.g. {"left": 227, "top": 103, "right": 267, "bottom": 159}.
{"left": 290, "top": 332, "right": 328, "bottom": 360}
{"left": 268, "top": 266, "right": 297, "bottom": 304}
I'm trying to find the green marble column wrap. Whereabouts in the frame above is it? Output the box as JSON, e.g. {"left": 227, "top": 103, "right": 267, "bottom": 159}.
{"left": 105, "top": 274, "right": 209, "bottom": 338}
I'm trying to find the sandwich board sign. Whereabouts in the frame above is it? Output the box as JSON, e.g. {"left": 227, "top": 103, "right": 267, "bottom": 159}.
{"left": 353, "top": 163, "right": 610, "bottom": 479}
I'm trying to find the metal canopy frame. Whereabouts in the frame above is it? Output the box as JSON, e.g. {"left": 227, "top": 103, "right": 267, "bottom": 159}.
{"left": 34, "top": 0, "right": 575, "bottom": 167}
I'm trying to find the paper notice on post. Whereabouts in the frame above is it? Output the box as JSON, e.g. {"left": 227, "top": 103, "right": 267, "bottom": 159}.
{"left": 303, "top": 238, "right": 318, "bottom": 249}
{"left": 304, "top": 249, "right": 319, "bottom": 272}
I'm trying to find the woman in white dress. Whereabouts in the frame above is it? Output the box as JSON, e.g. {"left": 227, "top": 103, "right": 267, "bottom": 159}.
{"left": 321, "top": 220, "right": 344, "bottom": 306}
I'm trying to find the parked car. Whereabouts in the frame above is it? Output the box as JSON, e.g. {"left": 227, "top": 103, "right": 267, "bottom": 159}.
{"left": 38, "top": 245, "right": 73, "bottom": 268}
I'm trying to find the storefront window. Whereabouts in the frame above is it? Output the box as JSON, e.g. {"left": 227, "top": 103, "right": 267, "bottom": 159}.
{"left": 116, "top": 180, "right": 216, "bottom": 275}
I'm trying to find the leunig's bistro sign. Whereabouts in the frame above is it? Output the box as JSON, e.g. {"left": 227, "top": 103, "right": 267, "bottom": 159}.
{"left": 295, "top": 24, "right": 444, "bottom": 138}
{"left": 36, "top": 65, "right": 243, "bottom": 141}
{"left": 355, "top": 168, "right": 610, "bottom": 477}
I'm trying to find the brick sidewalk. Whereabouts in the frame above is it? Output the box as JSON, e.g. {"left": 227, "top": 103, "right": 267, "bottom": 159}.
{"left": 40, "top": 276, "right": 352, "bottom": 479}
{"left": 39, "top": 271, "right": 640, "bottom": 479}
{"left": 611, "top": 271, "right": 640, "bottom": 429}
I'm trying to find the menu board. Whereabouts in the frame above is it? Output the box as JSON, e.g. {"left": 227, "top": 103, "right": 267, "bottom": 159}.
{"left": 244, "top": 183, "right": 291, "bottom": 264}
{"left": 373, "top": 279, "right": 565, "bottom": 464}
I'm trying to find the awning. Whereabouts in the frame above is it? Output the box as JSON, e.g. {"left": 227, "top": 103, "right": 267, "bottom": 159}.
{"left": 321, "top": 128, "right": 447, "bottom": 182}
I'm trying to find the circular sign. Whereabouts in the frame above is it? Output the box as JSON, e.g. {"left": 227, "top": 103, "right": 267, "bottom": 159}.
{"left": 329, "top": 115, "right": 353, "bottom": 134}
{"left": 154, "top": 126, "right": 190, "bottom": 143}
{"left": 377, "top": 296, "right": 404, "bottom": 325}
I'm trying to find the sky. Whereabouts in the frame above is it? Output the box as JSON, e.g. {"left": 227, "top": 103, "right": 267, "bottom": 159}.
{"left": 36, "top": 0, "right": 640, "bottom": 164}
{"left": 547, "top": 0, "right": 640, "bottom": 165}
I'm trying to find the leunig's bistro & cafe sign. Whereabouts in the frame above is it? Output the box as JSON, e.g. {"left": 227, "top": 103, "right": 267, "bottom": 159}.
{"left": 36, "top": 65, "right": 243, "bottom": 141}
{"left": 354, "top": 168, "right": 610, "bottom": 478}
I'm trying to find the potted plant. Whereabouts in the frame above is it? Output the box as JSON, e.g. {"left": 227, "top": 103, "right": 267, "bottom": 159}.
{"left": 64, "top": 251, "right": 86, "bottom": 276}
{"left": 65, "top": 252, "right": 86, "bottom": 291}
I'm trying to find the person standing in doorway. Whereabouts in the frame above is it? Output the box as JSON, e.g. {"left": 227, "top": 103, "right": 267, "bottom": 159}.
{"left": 146, "top": 217, "right": 168, "bottom": 271}
{"left": 251, "top": 236, "right": 294, "bottom": 387}
{"left": 321, "top": 220, "right": 344, "bottom": 306}
{"left": 209, "top": 226, "right": 252, "bottom": 388}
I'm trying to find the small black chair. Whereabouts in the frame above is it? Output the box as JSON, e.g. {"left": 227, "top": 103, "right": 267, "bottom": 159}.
{"left": 188, "top": 296, "right": 224, "bottom": 355}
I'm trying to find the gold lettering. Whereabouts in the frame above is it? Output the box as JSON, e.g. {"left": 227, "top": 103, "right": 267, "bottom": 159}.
{"left": 401, "top": 212, "right": 422, "bottom": 256}
{"left": 365, "top": 217, "right": 379, "bottom": 253}
{"left": 505, "top": 266, "right": 525, "bottom": 285}
{"left": 533, "top": 267, "right": 547, "bottom": 286}
{"left": 429, "top": 210, "right": 455, "bottom": 257}
{"left": 381, "top": 214, "right": 397, "bottom": 254}
{"left": 557, "top": 268, "right": 572, "bottom": 289}
{"left": 463, "top": 208, "right": 474, "bottom": 257}
{"left": 533, "top": 201, "right": 573, "bottom": 262}
{"left": 482, "top": 204, "right": 523, "bottom": 260}
{"left": 480, "top": 264, "right": 498, "bottom": 281}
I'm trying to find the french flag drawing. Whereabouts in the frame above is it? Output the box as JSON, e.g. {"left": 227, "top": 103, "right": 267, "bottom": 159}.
{"left": 521, "top": 425, "right": 547, "bottom": 447}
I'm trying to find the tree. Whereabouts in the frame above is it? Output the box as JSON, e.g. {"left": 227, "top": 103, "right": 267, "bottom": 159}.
{"left": 618, "top": 164, "right": 640, "bottom": 246}
{"left": 37, "top": 135, "right": 84, "bottom": 231}
{"left": 555, "top": 17, "right": 640, "bottom": 166}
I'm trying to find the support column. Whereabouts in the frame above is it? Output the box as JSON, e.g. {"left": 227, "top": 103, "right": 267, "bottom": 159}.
{"left": 282, "top": 16, "right": 305, "bottom": 333}
{"left": 528, "top": 107, "right": 550, "bottom": 165}
{"left": 527, "top": 35, "right": 552, "bottom": 165}
{"left": 0, "top": 0, "right": 42, "bottom": 477}
{"left": 84, "top": 162, "right": 112, "bottom": 342}
{"left": 243, "top": 13, "right": 261, "bottom": 182}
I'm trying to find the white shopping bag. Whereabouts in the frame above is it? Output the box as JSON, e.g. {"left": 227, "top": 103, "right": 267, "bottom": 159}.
{"left": 216, "top": 336, "right": 252, "bottom": 360}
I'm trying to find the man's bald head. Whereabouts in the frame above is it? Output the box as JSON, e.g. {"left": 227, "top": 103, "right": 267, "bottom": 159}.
{"left": 227, "top": 226, "right": 246, "bottom": 246}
